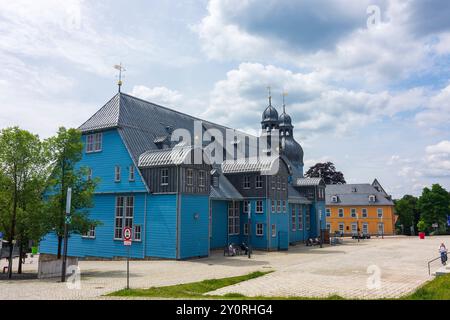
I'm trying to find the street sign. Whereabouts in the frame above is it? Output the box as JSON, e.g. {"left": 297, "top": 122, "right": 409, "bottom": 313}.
{"left": 65, "top": 216, "right": 72, "bottom": 224}
{"left": 432, "top": 223, "right": 439, "bottom": 228}
{"left": 123, "top": 227, "right": 132, "bottom": 246}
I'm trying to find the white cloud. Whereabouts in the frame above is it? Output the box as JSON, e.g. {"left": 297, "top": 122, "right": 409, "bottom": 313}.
{"left": 131, "top": 85, "right": 184, "bottom": 107}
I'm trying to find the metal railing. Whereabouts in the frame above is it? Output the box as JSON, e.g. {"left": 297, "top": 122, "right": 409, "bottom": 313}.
{"left": 428, "top": 255, "right": 445, "bottom": 275}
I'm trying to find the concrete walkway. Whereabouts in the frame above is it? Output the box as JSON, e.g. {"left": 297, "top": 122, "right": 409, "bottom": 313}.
{"left": 0, "top": 236, "right": 447, "bottom": 299}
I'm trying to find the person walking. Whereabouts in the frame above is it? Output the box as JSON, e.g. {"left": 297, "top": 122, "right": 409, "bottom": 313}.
{"left": 439, "top": 243, "right": 448, "bottom": 266}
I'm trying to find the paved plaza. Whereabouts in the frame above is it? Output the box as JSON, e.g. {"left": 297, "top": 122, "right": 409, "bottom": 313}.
{"left": 0, "top": 236, "right": 448, "bottom": 299}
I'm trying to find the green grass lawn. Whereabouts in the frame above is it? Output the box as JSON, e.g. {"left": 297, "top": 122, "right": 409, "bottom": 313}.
{"left": 403, "top": 274, "right": 450, "bottom": 300}
{"left": 108, "top": 271, "right": 450, "bottom": 300}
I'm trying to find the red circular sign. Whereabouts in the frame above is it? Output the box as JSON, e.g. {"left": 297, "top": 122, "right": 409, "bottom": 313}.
{"left": 123, "top": 227, "right": 132, "bottom": 241}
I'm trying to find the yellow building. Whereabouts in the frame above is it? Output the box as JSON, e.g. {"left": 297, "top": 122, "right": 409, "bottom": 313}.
{"left": 325, "top": 179, "right": 396, "bottom": 236}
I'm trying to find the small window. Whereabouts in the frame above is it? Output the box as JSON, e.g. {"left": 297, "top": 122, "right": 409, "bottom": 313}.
{"left": 256, "top": 223, "right": 264, "bottom": 236}
{"left": 271, "top": 177, "right": 276, "bottom": 190}
{"left": 331, "top": 195, "right": 338, "bottom": 203}
{"left": 338, "top": 223, "right": 345, "bottom": 234}
{"left": 161, "top": 168, "right": 169, "bottom": 186}
{"left": 82, "top": 225, "right": 96, "bottom": 239}
{"left": 115, "top": 166, "right": 121, "bottom": 182}
{"left": 129, "top": 166, "right": 135, "bottom": 182}
{"left": 134, "top": 225, "right": 141, "bottom": 241}
{"left": 198, "top": 170, "right": 206, "bottom": 187}
{"left": 255, "top": 175, "right": 263, "bottom": 189}
{"left": 298, "top": 208, "right": 303, "bottom": 230}
{"left": 282, "top": 182, "right": 286, "bottom": 191}
{"left": 243, "top": 200, "right": 250, "bottom": 214}
{"left": 256, "top": 200, "right": 263, "bottom": 213}
{"left": 271, "top": 224, "right": 276, "bottom": 237}
{"left": 338, "top": 208, "right": 344, "bottom": 218}
{"left": 277, "top": 176, "right": 281, "bottom": 190}
{"left": 326, "top": 223, "right": 331, "bottom": 232}
{"left": 351, "top": 208, "right": 357, "bottom": 218}
{"left": 244, "top": 223, "right": 249, "bottom": 235}
{"left": 377, "top": 208, "right": 383, "bottom": 218}
{"left": 86, "top": 133, "right": 102, "bottom": 153}
{"left": 186, "top": 169, "right": 193, "bottom": 186}
{"left": 282, "top": 200, "right": 286, "bottom": 212}
{"left": 326, "top": 208, "right": 331, "bottom": 217}
{"left": 291, "top": 207, "right": 296, "bottom": 231}
{"left": 243, "top": 176, "right": 251, "bottom": 189}
{"left": 369, "top": 195, "right": 376, "bottom": 202}
{"left": 362, "top": 208, "right": 368, "bottom": 218}
{"left": 277, "top": 200, "right": 281, "bottom": 213}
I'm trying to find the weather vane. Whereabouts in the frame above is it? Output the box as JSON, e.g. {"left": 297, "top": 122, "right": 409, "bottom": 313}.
{"left": 114, "top": 63, "right": 126, "bottom": 93}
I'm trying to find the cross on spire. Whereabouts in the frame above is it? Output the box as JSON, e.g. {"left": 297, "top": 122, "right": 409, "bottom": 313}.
{"left": 282, "top": 91, "right": 288, "bottom": 113}
{"left": 114, "top": 63, "right": 126, "bottom": 93}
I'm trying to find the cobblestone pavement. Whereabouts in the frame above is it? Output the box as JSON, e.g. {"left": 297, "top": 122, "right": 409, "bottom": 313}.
{"left": 0, "top": 236, "right": 447, "bottom": 299}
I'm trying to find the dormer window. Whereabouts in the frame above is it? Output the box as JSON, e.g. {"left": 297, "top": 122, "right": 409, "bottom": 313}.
{"left": 369, "top": 195, "right": 376, "bottom": 202}
{"left": 352, "top": 187, "right": 357, "bottom": 193}
{"left": 331, "top": 195, "right": 338, "bottom": 203}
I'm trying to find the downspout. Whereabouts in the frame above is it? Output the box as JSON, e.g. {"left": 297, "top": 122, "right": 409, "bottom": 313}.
{"left": 176, "top": 165, "right": 181, "bottom": 260}
{"left": 143, "top": 193, "right": 147, "bottom": 259}
{"left": 267, "top": 176, "right": 270, "bottom": 251}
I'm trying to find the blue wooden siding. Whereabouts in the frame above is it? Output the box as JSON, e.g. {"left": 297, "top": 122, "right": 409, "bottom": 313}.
{"left": 179, "top": 195, "right": 210, "bottom": 259}
{"left": 40, "top": 193, "right": 146, "bottom": 259}
{"left": 210, "top": 200, "right": 228, "bottom": 249}
{"left": 146, "top": 194, "right": 177, "bottom": 259}
{"left": 80, "top": 129, "right": 147, "bottom": 193}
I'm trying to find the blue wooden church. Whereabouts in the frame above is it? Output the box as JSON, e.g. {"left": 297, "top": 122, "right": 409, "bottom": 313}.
{"left": 40, "top": 92, "right": 326, "bottom": 259}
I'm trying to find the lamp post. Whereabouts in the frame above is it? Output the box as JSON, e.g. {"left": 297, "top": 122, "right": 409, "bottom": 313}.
{"left": 247, "top": 202, "right": 251, "bottom": 259}
{"left": 357, "top": 212, "right": 360, "bottom": 243}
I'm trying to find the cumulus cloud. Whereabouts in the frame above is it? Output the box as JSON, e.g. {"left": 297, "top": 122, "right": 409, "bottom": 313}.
{"left": 131, "top": 85, "right": 184, "bottom": 107}
{"left": 201, "top": 62, "right": 429, "bottom": 137}
{"left": 425, "top": 140, "right": 450, "bottom": 177}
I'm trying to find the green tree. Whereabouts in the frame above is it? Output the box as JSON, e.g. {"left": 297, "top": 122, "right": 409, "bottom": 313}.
{"left": 394, "top": 195, "right": 419, "bottom": 235}
{"left": 305, "top": 162, "right": 346, "bottom": 185}
{"left": 45, "top": 127, "right": 98, "bottom": 258}
{"left": 0, "top": 127, "right": 46, "bottom": 279}
{"left": 417, "top": 184, "right": 450, "bottom": 234}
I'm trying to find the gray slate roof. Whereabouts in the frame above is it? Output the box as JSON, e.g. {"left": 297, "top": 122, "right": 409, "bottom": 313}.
{"left": 325, "top": 184, "right": 394, "bottom": 206}
{"left": 210, "top": 174, "right": 243, "bottom": 200}
{"left": 138, "top": 146, "right": 194, "bottom": 167}
{"left": 288, "top": 185, "right": 312, "bottom": 204}
{"left": 79, "top": 93, "right": 234, "bottom": 164}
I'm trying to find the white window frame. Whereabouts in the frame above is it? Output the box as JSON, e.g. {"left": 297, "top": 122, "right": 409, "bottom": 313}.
{"left": 86, "top": 133, "right": 102, "bottom": 153}
{"left": 326, "top": 223, "right": 331, "bottom": 232}
{"left": 256, "top": 200, "right": 263, "bottom": 213}
{"left": 82, "top": 225, "right": 96, "bottom": 239}
{"left": 243, "top": 200, "right": 250, "bottom": 214}
{"left": 256, "top": 223, "right": 264, "bottom": 237}
{"left": 369, "top": 195, "right": 376, "bottom": 202}
{"left": 338, "top": 208, "right": 344, "bottom": 218}
{"left": 186, "top": 169, "right": 193, "bottom": 186}
{"left": 377, "top": 208, "right": 384, "bottom": 218}
{"left": 198, "top": 170, "right": 206, "bottom": 187}
{"left": 362, "top": 208, "right": 368, "bottom": 218}
{"left": 282, "top": 200, "right": 286, "bottom": 213}
{"left": 298, "top": 207, "right": 303, "bottom": 230}
{"left": 228, "top": 202, "right": 240, "bottom": 235}
{"left": 255, "top": 175, "right": 263, "bottom": 189}
{"left": 378, "top": 222, "right": 384, "bottom": 234}
{"left": 331, "top": 195, "right": 338, "bottom": 203}
{"left": 271, "top": 224, "right": 276, "bottom": 238}
{"left": 351, "top": 223, "right": 358, "bottom": 235}
{"left": 326, "top": 208, "right": 331, "bottom": 217}
{"left": 271, "top": 200, "right": 275, "bottom": 213}
{"left": 115, "top": 166, "right": 121, "bottom": 182}
{"left": 351, "top": 208, "right": 357, "bottom": 218}
{"left": 338, "top": 223, "right": 345, "bottom": 234}
{"left": 243, "top": 175, "right": 251, "bottom": 189}
{"left": 134, "top": 225, "right": 142, "bottom": 241}
{"left": 129, "top": 165, "right": 135, "bottom": 182}
{"left": 362, "top": 223, "right": 369, "bottom": 234}
{"left": 291, "top": 206, "right": 296, "bottom": 231}
{"left": 161, "top": 168, "right": 169, "bottom": 186}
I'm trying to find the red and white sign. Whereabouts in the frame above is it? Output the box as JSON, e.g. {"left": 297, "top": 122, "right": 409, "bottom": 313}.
{"left": 123, "top": 227, "right": 132, "bottom": 246}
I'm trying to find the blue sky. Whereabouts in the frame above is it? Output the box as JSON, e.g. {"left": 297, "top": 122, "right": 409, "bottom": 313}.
{"left": 1, "top": 0, "right": 449, "bottom": 198}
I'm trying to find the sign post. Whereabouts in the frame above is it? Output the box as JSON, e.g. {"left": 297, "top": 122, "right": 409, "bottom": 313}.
{"left": 61, "top": 187, "right": 72, "bottom": 283}
{"left": 123, "top": 226, "right": 132, "bottom": 289}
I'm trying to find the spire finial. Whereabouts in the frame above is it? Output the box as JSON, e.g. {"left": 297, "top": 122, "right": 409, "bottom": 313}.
{"left": 282, "top": 91, "right": 288, "bottom": 113}
{"left": 267, "top": 86, "right": 272, "bottom": 105}
{"left": 114, "top": 63, "right": 126, "bottom": 93}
